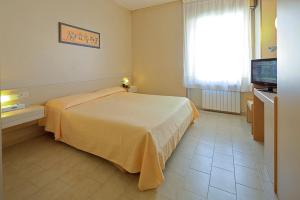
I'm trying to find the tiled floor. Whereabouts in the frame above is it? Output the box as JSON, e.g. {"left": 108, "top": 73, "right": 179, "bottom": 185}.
{"left": 3, "top": 111, "right": 278, "bottom": 200}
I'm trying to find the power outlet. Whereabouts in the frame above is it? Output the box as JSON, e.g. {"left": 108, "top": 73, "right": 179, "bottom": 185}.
{"left": 19, "top": 91, "right": 29, "bottom": 99}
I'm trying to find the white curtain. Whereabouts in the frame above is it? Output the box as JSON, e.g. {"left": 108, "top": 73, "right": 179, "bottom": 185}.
{"left": 183, "top": 0, "right": 251, "bottom": 92}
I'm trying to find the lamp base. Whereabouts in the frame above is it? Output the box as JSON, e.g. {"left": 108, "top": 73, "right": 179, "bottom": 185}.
{"left": 122, "top": 84, "right": 129, "bottom": 89}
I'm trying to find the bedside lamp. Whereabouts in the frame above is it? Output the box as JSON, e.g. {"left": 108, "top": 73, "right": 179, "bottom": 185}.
{"left": 122, "top": 77, "right": 130, "bottom": 88}
{"left": 1, "top": 95, "right": 11, "bottom": 105}
{"left": 1, "top": 92, "right": 25, "bottom": 113}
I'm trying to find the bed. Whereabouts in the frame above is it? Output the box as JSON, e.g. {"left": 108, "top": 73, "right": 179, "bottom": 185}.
{"left": 42, "top": 87, "right": 199, "bottom": 191}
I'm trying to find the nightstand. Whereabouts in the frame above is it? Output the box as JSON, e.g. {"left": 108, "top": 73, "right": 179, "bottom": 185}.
{"left": 1, "top": 105, "right": 45, "bottom": 148}
{"left": 128, "top": 86, "right": 138, "bottom": 93}
{"left": 1, "top": 105, "right": 45, "bottom": 129}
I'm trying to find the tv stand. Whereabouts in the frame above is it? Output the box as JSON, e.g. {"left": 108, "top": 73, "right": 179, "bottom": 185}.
{"left": 252, "top": 88, "right": 278, "bottom": 192}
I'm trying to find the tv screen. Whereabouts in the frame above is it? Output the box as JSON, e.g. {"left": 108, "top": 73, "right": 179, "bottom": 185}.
{"left": 251, "top": 58, "right": 277, "bottom": 86}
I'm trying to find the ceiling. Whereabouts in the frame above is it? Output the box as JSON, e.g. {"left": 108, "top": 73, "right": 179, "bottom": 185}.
{"left": 113, "top": 0, "right": 178, "bottom": 10}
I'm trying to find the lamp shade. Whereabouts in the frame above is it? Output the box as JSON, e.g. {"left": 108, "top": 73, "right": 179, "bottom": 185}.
{"left": 0, "top": 95, "right": 11, "bottom": 104}
{"left": 121, "top": 77, "right": 130, "bottom": 88}
{"left": 0, "top": 92, "right": 19, "bottom": 106}
{"left": 122, "top": 77, "right": 129, "bottom": 85}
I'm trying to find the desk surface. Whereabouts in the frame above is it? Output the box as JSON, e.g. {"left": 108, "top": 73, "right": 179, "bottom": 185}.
{"left": 1, "top": 105, "right": 44, "bottom": 129}
{"left": 254, "top": 89, "right": 277, "bottom": 104}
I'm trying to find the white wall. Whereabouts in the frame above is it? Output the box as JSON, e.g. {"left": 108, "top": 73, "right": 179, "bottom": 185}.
{"left": 255, "top": 0, "right": 277, "bottom": 59}
{"left": 254, "top": 0, "right": 261, "bottom": 59}
{"left": 277, "top": 0, "right": 300, "bottom": 199}
{"left": 132, "top": 1, "right": 186, "bottom": 97}
{"left": 260, "top": 0, "right": 277, "bottom": 58}
{"left": 0, "top": 0, "right": 132, "bottom": 104}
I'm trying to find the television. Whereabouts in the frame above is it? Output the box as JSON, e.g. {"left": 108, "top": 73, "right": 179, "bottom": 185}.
{"left": 251, "top": 58, "right": 277, "bottom": 92}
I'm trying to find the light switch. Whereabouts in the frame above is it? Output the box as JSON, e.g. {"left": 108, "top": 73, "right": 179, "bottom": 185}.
{"left": 19, "top": 91, "right": 29, "bottom": 98}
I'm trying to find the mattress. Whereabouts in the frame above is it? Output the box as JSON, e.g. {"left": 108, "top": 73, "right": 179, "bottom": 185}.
{"left": 42, "top": 87, "right": 199, "bottom": 190}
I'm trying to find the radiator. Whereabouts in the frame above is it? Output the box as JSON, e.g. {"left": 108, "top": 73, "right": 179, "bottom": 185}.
{"left": 201, "top": 90, "right": 241, "bottom": 113}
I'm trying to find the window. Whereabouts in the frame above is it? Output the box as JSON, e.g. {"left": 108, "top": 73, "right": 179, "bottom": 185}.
{"left": 183, "top": 0, "right": 251, "bottom": 92}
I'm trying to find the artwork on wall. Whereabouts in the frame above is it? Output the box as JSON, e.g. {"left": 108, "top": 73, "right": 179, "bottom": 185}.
{"left": 59, "top": 22, "right": 100, "bottom": 49}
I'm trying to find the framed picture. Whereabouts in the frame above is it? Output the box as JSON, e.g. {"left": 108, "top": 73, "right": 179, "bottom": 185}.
{"left": 59, "top": 22, "right": 100, "bottom": 49}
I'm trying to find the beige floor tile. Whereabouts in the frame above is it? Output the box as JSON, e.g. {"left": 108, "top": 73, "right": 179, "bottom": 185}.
{"left": 165, "top": 155, "right": 191, "bottom": 177}
{"left": 125, "top": 190, "right": 171, "bottom": 200}
{"left": 210, "top": 167, "right": 236, "bottom": 194}
{"left": 4, "top": 180, "right": 39, "bottom": 200}
{"left": 179, "top": 134, "right": 200, "bottom": 148}
{"left": 214, "top": 144, "right": 233, "bottom": 156}
{"left": 52, "top": 189, "right": 83, "bottom": 200}
{"left": 28, "top": 157, "right": 77, "bottom": 187}
{"left": 124, "top": 169, "right": 181, "bottom": 200}
{"left": 59, "top": 154, "right": 113, "bottom": 186}
{"left": 256, "top": 162, "right": 271, "bottom": 183}
{"left": 215, "top": 137, "right": 232, "bottom": 146}
{"left": 190, "top": 154, "right": 212, "bottom": 174}
{"left": 3, "top": 111, "right": 276, "bottom": 200}
{"left": 262, "top": 181, "right": 278, "bottom": 200}
{"left": 235, "top": 165, "right": 263, "bottom": 191}
{"left": 2, "top": 161, "right": 18, "bottom": 174}
{"left": 196, "top": 122, "right": 215, "bottom": 129}
{"left": 28, "top": 179, "right": 72, "bottom": 200}
{"left": 194, "top": 142, "right": 214, "bottom": 158}
{"left": 17, "top": 163, "right": 45, "bottom": 181}
{"left": 65, "top": 177, "right": 103, "bottom": 199}
{"left": 236, "top": 184, "right": 265, "bottom": 200}
{"left": 176, "top": 188, "right": 203, "bottom": 200}
{"left": 197, "top": 135, "right": 216, "bottom": 146}
{"left": 156, "top": 169, "right": 185, "bottom": 200}
{"left": 212, "top": 153, "right": 234, "bottom": 172}
{"left": 3, "top": 148, "right": 41, "bottom": 170}
{"left": 90, "top": 173, "right": 135, "bottom": 200}
{"left": 183, "top": 169, "right": 210, "bottom": 198}
{"left": 115, "top": 194, "right": 136, "bottom": 200}
{"left": 233, "top": 143, "right": 254, "bottom": 155}
{"left": 208, "top": 187, "right": 236, "bottom": 200}
{"left": 90, "top": 161, "right": 120, "bottom": 184}
{"left": 175, "top": 142, "right": 197, "bottom": 159}
{"left": 216, "top": 122, "right": 232, "bottom": 129}
{"left": 4, "top": 135, "right": 59, "bottom": 166}
{"left": 233, "top": 151, "right": 259, "bottom": 170}
{"left": 189, "top": 127, "right": 216, "bottom": 145}
{"left": 3, "top": 162, "right": 25, "bottom": 192}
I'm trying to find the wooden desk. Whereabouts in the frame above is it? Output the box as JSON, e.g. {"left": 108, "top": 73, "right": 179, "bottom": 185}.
{"left": 253, "top": 88, "right": 278, "bottom": 192}
{"left": 253, "top": 89, "right": 277, "bottom": 141}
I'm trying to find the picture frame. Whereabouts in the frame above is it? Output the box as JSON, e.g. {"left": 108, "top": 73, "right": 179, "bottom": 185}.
{"left": 58, "top": 22, "right": 100, "bottom": 49}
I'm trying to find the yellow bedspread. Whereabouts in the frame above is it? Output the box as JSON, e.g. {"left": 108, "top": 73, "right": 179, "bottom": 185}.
{"left": 43, "top": 87, "right": 199, "bottom": 191}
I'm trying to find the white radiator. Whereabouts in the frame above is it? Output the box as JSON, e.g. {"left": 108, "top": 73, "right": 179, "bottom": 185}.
{"left": 201, "top": 90, "right": 241, "bottom": 114}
